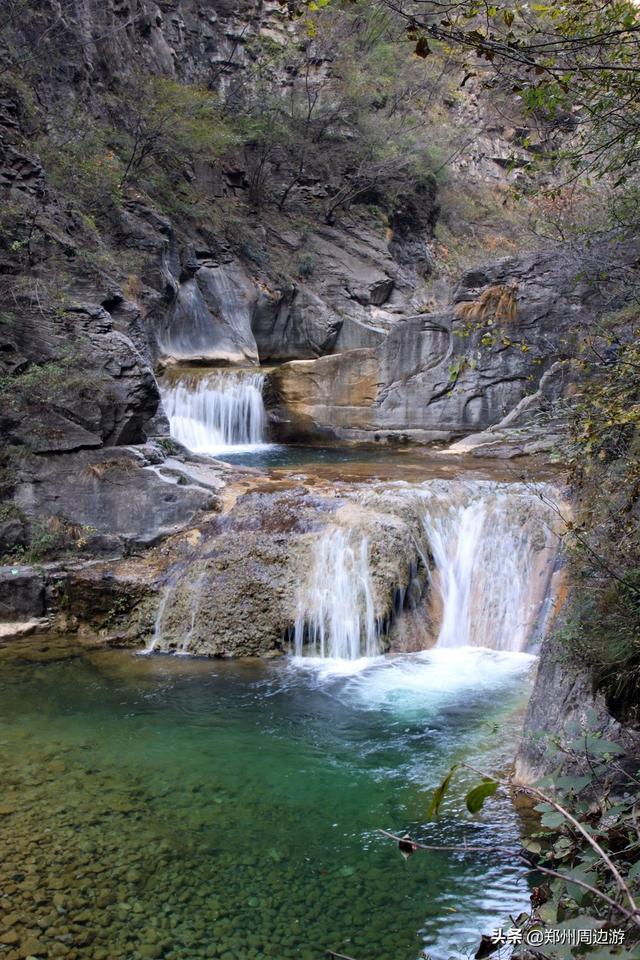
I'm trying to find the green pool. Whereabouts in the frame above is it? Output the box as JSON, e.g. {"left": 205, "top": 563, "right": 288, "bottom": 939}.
{"left": 0, "top": 643, "right": 534, "bottom": 960}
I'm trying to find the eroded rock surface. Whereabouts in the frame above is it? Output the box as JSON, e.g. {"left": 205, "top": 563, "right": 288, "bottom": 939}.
{"left": 55, "top": 480, "right": 434, "bottom": 657}
{"left": 516, "top": 635, "right": 640, "bottom": 782}
{"left": 267, "top": 241, "right": 639, "bottom": 448}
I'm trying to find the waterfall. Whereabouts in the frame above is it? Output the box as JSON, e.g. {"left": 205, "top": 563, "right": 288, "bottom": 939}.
{"left": 293, "top": 527, "right": 379, "bottom": 660}
{"left": 293, "top": 481, "right": 559, "bottom": 661}
{"left": 421, "top": 482, "right": 558, "bottom": 653}
{"left": 177, "top": 571, "right": 207, "bottom": 655}
{"left": 161, "top": 370, "right": 267, "bottom": 453}
{"left": 142, "top": 581, "right": 175, "bottom": 655}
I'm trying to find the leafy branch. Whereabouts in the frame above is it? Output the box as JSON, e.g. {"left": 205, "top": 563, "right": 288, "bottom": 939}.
{"left": 378, "top": 742, "right": 640, "bottom": 955}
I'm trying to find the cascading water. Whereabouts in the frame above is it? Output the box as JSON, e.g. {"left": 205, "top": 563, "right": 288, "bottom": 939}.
{"left": 293, "top": 481, "right": 559, "bottom": 661}
{"left": 142, "top": 580, "right": 175, "bottom": 655}
{"left": 421, "top": 482, "right": 558, "bottom": 653}
{"left": 161, "top": 370, "right": 267, "bottom": 453}
{"left": 177, "top": 571, "right": 207, "bottom": 655}
{"left": 293, "top": 527, "right": 379, "bottom": 660}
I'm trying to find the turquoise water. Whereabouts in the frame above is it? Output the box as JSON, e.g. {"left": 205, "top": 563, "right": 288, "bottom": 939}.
{"left": 213, "top": 444, "right": 562, "bottom": 488}
{"left": 216, "top": 444, "right": 404, "bottom": 469}
{"left": 0, "top": 643, "right": 533, "bottom": 960}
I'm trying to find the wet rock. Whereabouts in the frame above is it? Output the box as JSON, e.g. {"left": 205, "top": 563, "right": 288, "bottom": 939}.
{"left": 159, "top": 261, "right": 259, "bottom": 365}
{"left": 267, "top": 350, "right": 380, "bottom": 443}
{"left": 144, "top": 482, "right": 430, "bottom": 656}
{"left": 388, "top": 176, "right": 439, "bottom": 277}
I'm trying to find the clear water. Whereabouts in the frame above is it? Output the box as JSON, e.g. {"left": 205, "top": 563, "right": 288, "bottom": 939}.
{"left": 213, "top": 443, "right": 563, "bottom": 487}
{"left": 0, "top": 643, "right": 534, "bottom": 960}
{"left": 216, "top": 444, "right": 445, "bottom": 471}
{"left": 216, "top": 444, "right": 381, "bottom": 469}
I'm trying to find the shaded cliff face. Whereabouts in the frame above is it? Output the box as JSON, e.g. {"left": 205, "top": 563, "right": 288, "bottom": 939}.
{"left": 516, "top": 631, "right": 640, "bottom": 783}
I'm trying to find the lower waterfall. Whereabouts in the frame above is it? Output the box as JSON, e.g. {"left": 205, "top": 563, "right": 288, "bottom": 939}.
{"left": 293, "top": 528, "right": 379, "bottom": 660}
{"left": 293, "top": 481, "right": 559, "bottom": 660}
{"left": 161, "top": 369, "right": 267, "bottom": 453}
{"left": 421, "top": 482, "right": 558, "bottom": 652}
{"left": 142, "top": 580, "right": 174, "bottom": 655}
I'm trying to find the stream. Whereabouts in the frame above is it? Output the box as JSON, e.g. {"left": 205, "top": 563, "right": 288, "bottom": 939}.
{"left": 0, "top": 367, "right": 562, "bottom": 960}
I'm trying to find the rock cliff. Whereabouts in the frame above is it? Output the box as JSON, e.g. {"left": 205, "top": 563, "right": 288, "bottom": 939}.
{"left": 267, "top": 239, "right": 639, "bottom": 447}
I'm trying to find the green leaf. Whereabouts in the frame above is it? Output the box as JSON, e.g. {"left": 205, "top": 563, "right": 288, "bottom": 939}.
{"left": 585, "top": 737, "right": 625, "bottom": 757}
{"left": 553, "top": 837, "right": 573, "bottom": 854}
{"left": 629, "top": 860, "right": 640, "bottom": 881}
{"left": 465, "top": 779, "right": 499, "bottom": 814}
{"left": 540, "top": 810, "right": 566, "bottom": 829}
{"left": 554, "top": 774, "right": 591, "bottom": 794}
{"left": 503, "top": 9, "right": 514, "bottom": 27}
{"left": 426, "top": 765, "right": 457, "bottom": 819}
{"left": 538, "top": 900, "right": 557, "bottom": 924}
{"left": 564, "top": 865, "right": 595, "bottom": 904}
{"left": 522, "top": 838, "right": 542, "bottom": 854}
{"left": 555, "top": 915, "right": 604, "bottom": 931}
{"left": 568, "top": 733, "right": 625, "bottom": 756}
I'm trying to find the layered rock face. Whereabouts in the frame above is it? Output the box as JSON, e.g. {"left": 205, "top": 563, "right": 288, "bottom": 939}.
{"left": 64, "top": 482, "right": 433, "bottom": 656}
{"left": 0, "top": 0, "right": 443, "bottom": 561}
{"left": 267, "top": 240, "right": 640, "bottom": 449}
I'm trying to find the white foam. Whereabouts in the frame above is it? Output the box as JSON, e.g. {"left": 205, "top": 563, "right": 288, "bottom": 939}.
{"left": 293, "top": 528, "right": 379, "bottom": 660}
{"left": 289, "top": 647, "right": 536, "bottom": 717}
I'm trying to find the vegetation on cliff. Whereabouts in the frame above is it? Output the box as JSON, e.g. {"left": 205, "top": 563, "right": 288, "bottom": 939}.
{"left": 560, "top": 311, "right": 640, "bottom": 724}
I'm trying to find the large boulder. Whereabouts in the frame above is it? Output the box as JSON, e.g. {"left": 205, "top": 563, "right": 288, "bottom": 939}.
{"left": 12, "top": 447, "right": 221, "bottom": 555}
{"left": 70, "top": 483, "right": 432, "bottom": 656}
{"left": 266, "top": 350, "right": 380, "bottom": 441}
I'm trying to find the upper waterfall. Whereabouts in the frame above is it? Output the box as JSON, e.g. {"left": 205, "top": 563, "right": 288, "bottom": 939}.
{"left": 161, "top": 369, "right": 267, "bottom": 454}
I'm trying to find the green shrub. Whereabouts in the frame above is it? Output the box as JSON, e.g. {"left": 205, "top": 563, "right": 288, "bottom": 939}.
{"left": 297, "top": 253, "right": 316, "bottom": 278}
